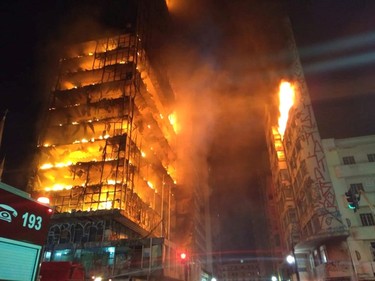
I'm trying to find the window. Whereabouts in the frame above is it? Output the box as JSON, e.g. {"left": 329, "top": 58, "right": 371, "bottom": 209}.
{"left": 280, "top": 169, "right": 290, "bottom": 181}
{"left": 350, "top": 183, "right": 364, "bottom": 193}
{"left": 73, "top": 224, "right": 83, "bottom": 243}
{"left": 277, "top": 150, "right": 285, "bottom": 161}
{"left": 309, "top": 253, "right": 315, "bottom": 269}
{"left": 360, "top": 213, "right": 375, "bottom": 226}
{"left": 319, "top": 245, "right": 328, "bottom": 263}
{"left": 313, "top": 249, "right": 320, "bottom": 266}
{"left": 371, "top": 242, "right": 375, "bottom": 261}
{"left": 368, "top": 154, "right": 375, "bottom": 162}
{"left": 343, "top": 156, "right": 355, "bottom": 164}
{"left": 289, "top": 209, "right": 297, "bottom": 223}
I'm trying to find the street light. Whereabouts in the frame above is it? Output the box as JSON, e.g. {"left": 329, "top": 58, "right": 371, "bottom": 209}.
{"left": 271, "top": 275, "right": 278, "bottom": 281}
{"left": 286, "top": 254, "right": 295, "bottom": 264}
{"left": 286, "top": 252, "right": 300, "bottom": 281}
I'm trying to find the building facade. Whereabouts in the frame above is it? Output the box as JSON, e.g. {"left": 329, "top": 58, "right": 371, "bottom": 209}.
{"left": 264, "top": 124, "right": 301, "bottom": 279}
{"left": 218, "top": 258, "right": 263, "bottom": 281}
{"left": 29, "top": 30, "right": 182, "bottom": 280}
{"left": 323, "top": 135, "right": 375, "bottom": 280}
{"left": 27, "top": 1, "right": 213, "bottom": 280}
{"left": 265, "top": 19, "right": 354, "bottom": 281}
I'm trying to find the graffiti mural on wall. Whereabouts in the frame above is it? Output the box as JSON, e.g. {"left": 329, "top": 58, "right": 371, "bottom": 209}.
{"left": 284, "top": 19, "right": 343, "bottom": 235}
{"left": 47, "top": 220, "right": 106, "bottom": 245}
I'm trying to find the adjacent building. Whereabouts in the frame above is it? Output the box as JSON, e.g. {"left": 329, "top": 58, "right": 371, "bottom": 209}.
{"left": 265, "top": 18, "right": 375, "bottom": 281}
{"left": 217, "top": 258, "right": 263, "bottom": 281}
{"left": 323, "top": 135, "right": 375, "bottom": 280}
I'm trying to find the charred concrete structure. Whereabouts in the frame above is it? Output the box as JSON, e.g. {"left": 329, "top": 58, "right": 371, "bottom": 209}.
{"left": 27, "top": 1, "right": 212, "bottom": 280}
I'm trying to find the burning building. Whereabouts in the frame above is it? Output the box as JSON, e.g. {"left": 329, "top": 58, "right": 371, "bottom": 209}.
{"left": 26, "top": 1, "right": 214, "bottom": 280}
{"left": 265, "top": 18, "right": 375, "bottom": 281}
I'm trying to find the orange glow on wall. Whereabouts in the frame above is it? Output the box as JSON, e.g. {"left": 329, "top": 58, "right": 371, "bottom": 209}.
{"left": 277, "top": 81, "right": 295, "bottom": 139}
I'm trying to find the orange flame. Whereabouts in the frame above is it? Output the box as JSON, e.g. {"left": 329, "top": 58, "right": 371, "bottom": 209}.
{"left": 168, "top": 112, "right": 180, "bottom": 134}
{"left": 165, "top": 0, "right": 178, "bottom": 12}
{"left": 277, "top": 81, "right": 295, "bottom": 138}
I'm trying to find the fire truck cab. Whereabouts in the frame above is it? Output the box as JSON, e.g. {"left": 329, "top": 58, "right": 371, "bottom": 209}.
{"left": 39, "top": 261, "right": 85, "bottom": 281}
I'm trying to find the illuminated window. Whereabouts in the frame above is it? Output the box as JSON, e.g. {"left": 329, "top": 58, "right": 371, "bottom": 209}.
{"left": 313, "top": 249, "right": 320, "bottom": 266}
{"left": 343, "top": 156, "right": 355, "bottom": 165}
{"left": 360, "top": 213, "right": 375, "bottom": 226}
{"left": 319, "top": 245, "right": 328, "bottom": 263}
{"left": 277, "top": 150, "right": 285, "bottom": 161}
{"left": 53, "top": 249, "right": 72, "bottom": 261}
{"left": 274, "top": 139, "right": 283, "bottom": 151}
{"left": 368, "top": 154, "right": 375, "bottom": 162}
{"left": 105, "top": 247, "right": 115, "bottom": 265}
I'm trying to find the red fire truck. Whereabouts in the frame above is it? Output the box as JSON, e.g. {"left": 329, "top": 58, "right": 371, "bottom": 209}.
{"left": 39, "top": 261, "right": 85, "bottom": 281}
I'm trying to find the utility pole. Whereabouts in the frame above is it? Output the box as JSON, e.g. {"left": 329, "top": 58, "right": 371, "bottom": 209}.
{"left": 292, "top": 245, "right": 301, "bottom": 281}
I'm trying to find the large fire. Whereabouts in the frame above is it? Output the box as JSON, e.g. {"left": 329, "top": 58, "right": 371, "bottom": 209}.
{"left": 165, "top": 0, "right": 179, "bottom": 13}
{"left": 277, "top": 81, "right": 295, "bottom": 139}
{"left": 168, "top": 112, "right": 180, "bottom": 134}
{"left": 31, "top": 33, "right": 179, "bottom": 239}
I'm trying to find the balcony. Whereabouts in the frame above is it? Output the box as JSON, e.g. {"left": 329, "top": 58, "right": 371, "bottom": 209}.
{"left": 334, "top": 162, "right": 375, "bottom": 178}
{"left": 315, "top": 260, "right": 351, "bottom": 279}
{"left": 356, "top": 261, "right": 375, "bottom": 280}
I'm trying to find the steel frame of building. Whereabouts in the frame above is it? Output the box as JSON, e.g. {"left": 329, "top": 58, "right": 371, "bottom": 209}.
{"left": 27, "top": 25, "right": 184, "bottom": 278}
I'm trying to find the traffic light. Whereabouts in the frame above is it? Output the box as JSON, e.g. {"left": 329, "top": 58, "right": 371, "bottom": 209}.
{"left": 345, "top": 187, "right": 360, "bottom": 212}
{"left": 179, "top": 252, "right": 187, "bottom": 263}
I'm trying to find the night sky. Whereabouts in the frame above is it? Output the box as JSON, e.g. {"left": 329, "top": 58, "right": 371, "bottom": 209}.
{"left": 288, "top": 0, "right": 375, "bottom": 139}
{"left": 1, "top": 0, "right": 375, "bottom": 258}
